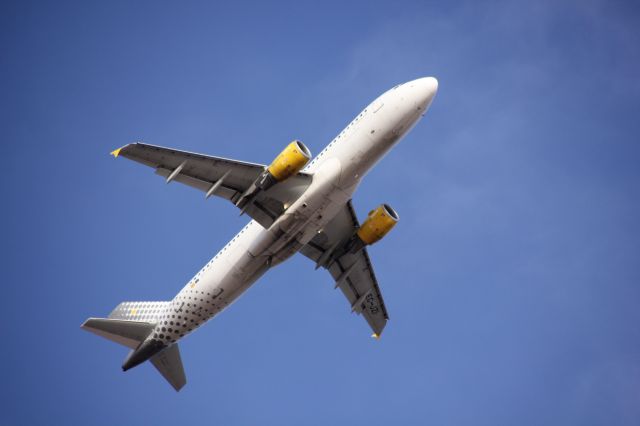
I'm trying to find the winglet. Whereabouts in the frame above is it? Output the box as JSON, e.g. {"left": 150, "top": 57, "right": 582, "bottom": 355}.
{"left": 110, "top": 146, "right": 125, "bottom": 158}
{"left": 371, "top": 333, "right": 381, "bottom": 340}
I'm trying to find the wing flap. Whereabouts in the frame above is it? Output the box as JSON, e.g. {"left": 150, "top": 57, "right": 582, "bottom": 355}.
{"left": 155, "top": 167, "right": 240, "bottom": 200}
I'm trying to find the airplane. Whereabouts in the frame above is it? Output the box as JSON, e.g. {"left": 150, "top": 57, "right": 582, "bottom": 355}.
{"left": 82, "top": 76, "right": 439, "bottom": 391}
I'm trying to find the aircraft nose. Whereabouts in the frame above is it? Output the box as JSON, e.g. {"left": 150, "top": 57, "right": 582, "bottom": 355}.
{"left": 414, "top": 76, "right": 438, "bottom": 110}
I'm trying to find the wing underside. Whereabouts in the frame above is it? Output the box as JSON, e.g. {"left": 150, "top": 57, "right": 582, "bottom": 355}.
{"left": 300, "top": 201, "right": 389, "bottom": 336}
{"left": 113, "top": 142, "right": 312, "bottom": 228}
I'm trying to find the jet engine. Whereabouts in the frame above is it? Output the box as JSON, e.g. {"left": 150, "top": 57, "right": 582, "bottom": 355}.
{"left": 267, "top": 140, "right": 312, "bottom": 182}
{"left": 356, "top": 204, "right": 399, "bottom": 245}
{"left": 316, "top": 204, "right": 399, "bottom": 269}
{"left": 236, "top": 140, "right": 311, "bottom": 211}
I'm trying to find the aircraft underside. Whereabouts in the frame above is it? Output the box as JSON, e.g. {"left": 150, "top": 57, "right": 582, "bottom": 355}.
{"left": 82, "top": 76, "right": 438, "bottom": 390}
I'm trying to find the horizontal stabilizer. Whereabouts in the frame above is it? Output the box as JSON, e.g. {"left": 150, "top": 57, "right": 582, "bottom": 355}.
{"left": 151, "top": 344, "right": 187, "bottom": 391}
{"left": 81, "top": 318, "right": 154, "bottom": 349}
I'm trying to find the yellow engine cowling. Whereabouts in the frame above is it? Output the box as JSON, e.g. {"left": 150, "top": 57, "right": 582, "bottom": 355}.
{"left": 267, "top": 140, "right": 312, "bottom": 182}
{"left": 357, "top": 204, "right": 399, "bottom": 245}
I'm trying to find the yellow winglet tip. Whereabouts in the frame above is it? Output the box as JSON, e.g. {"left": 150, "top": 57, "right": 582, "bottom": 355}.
{"left": 110, "top": 147, "right": 124, "bottom": 158}
{"left": 371, "top": 333, "right": 381, "bottom": 340}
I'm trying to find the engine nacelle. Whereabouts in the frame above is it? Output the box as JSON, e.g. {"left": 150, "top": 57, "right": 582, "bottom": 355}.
{"left": 236, "top": 140, "right": 311, "bottom": 212}
{"left": 356, "top": 204, "right": 399, "bottom": 245}
{"left": 267, "top": 140, "right": 312, "bottom": 182}
{"left": 316, "top": 204, "right": 399, "bottom": 269}
{"left": 314, "top": 204, "right": 399, "bottom": 269}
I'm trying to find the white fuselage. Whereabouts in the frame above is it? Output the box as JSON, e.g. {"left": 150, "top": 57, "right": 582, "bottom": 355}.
{"left": 148, "top": 77, "right": 438, "bottom": 345}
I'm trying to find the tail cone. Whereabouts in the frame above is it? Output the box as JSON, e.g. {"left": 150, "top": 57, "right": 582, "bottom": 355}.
{"left": 122, "top": 339, "right": 165, "bottom": 371}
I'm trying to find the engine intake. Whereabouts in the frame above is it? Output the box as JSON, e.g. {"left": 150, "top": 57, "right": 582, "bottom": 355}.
{"left": 356, "top": 204, "right": 399, "bottom": 245}
{"left": 267, "top": 140, "right": 312, "bottom": 182}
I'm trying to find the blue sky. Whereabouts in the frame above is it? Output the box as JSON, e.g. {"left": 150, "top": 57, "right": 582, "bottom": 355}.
{"left": 2, "top": 1, "right": 640, "bottom": 424}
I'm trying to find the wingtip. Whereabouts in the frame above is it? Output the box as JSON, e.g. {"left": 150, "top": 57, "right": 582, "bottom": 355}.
{"left": 80, "top": 317, "right": 97, "bottom": 329}
{"left": 110, "top": 147, "right": 124, "bottom": 158}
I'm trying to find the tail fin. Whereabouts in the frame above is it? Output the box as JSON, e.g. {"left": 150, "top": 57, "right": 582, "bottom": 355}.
{"left": 81, "top": 301, "right": 187, "bottom": 391}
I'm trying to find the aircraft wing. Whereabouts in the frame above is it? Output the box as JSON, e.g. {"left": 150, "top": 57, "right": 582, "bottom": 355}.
{"left": 111, "top": 143, "right": 312, "bottom": 229}
{"left": 299, "top": 201, "right": 389, "bottom": 337}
